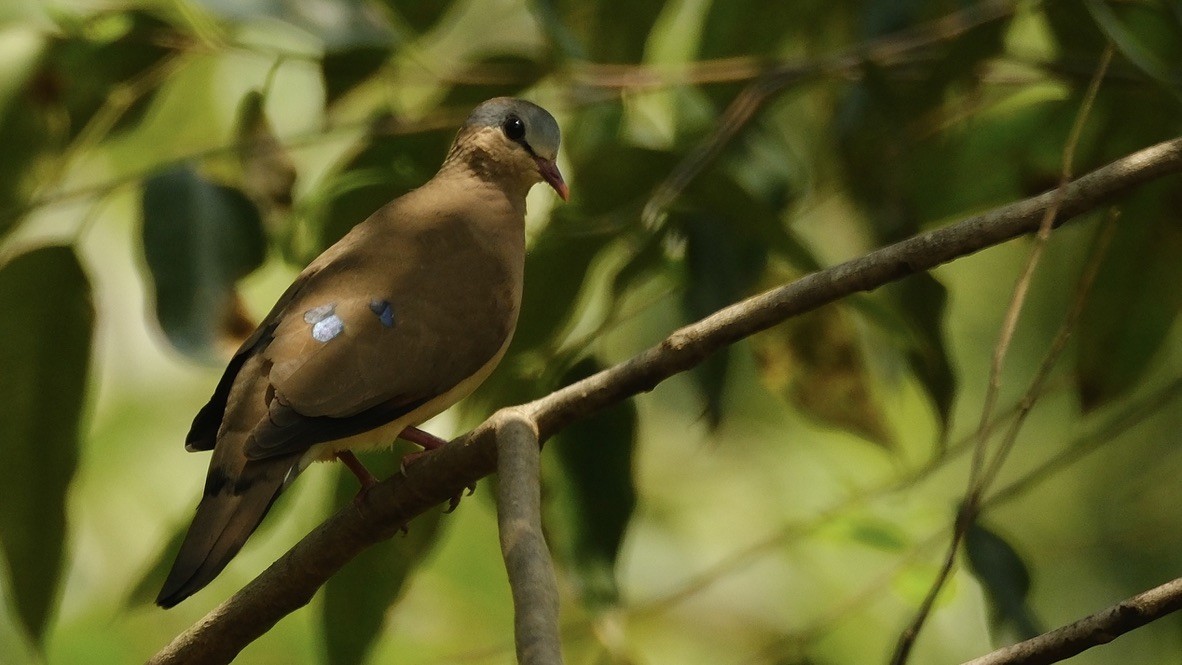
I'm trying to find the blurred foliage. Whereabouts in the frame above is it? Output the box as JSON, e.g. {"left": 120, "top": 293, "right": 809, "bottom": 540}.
{"left": 0, "top": 0, "right": 1180, "bottom": 663}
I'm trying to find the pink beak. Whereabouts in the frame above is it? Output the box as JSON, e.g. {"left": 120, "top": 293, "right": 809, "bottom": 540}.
{"left": 535, "top": 157, "right": 569, "bottom": 201}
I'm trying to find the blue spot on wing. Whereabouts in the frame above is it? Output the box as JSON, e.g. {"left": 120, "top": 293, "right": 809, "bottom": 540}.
{"left": 369, "top": 299, "right": 395, "bottom": 328}
{"left": 304, "top": 303, "right": 335, "bottom": 324}
{"left": 304, "top": 303, "right": 343, "bottom": 342}
{"left": 312, "top": 314, "right": 344, "bottom": 342}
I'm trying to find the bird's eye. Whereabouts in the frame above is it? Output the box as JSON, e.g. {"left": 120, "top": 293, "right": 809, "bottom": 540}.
{"left": 502, "top": 116, "right": 526, "bottom": 141}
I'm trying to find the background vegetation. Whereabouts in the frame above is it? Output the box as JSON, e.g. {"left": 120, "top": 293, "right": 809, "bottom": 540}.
{"left": 0, "top": 0, "right": 1180, "bottom": 663}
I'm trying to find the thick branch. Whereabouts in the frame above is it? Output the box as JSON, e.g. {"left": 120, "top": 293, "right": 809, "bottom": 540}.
{"left": 963, "top": 577, "right": 1182, "bottom": 665}
{"left": 149, "top": 137, "right": 1182, "bottom": 664}
{"left": 495, "top": 412, "right": 564, "bottom": 665}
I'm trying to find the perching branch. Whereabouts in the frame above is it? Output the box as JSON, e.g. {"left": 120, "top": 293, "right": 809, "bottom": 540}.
{"left": 962, "top": 577, "right": 1182, "bottom": 665}
{"left": 495, "top": 412, "right": 564, "bottom": 665}
{"left": 148, "top": 137, "right": 1182, "bottom": 664}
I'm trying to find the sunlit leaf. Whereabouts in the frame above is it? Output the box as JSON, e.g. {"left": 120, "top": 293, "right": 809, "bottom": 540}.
{"left": 323, "top": 451, "right": 446, "bottom": 665}
{"left": 966, "top": 522, "right": 1042, "bottom": 640}
{"left": 549, "top": 358, "right": 637, "bottom": 607}
{"left": 753, "top": 303, "right": 893, "bottom": 448}
{"left": 140, "top": 165, "right": 266, "bottom": 358}
{"left": 0, "top": 246, "right": 93, "bottom": 645}
{"left": 197, "top": 0, "right": 392, "bottom": 50}
{"left": 1075, "top": 185, "right": 1182, "bottom": 411}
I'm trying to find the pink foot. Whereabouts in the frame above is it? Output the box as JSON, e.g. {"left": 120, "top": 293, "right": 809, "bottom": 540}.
{"left": 336, "top": 450, "right": 378, "bottom": 508}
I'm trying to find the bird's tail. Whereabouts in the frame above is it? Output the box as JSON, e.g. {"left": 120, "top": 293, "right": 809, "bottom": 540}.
{"left": 156, "top": 445, "right": 298, "bottom": 608}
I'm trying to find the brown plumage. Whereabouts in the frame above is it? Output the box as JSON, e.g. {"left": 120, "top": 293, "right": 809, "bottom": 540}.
{"left": 157, "top": 98, "right": 567, "bottom": 608}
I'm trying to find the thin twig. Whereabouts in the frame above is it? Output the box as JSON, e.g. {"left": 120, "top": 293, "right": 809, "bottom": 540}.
{"left": 978, "top": 210, "right": 1119, "bottom": 489}
{"left": 888, "top": 45, "right": 1114, "bottom": 665}
{"left": 495, "top": 412, "right": 564, "bottom": 665}
{"left": 147, "top": 137, "right": 1182, "bottom": 664}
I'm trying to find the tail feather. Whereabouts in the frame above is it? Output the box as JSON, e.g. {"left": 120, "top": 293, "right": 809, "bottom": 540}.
{"left": 156, "top": 454, "right": 297, "bottom": 608}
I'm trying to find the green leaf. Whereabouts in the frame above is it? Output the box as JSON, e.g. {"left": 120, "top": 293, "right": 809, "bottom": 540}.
{"left": 549, "top": 358, "right": 637, "bottom": 607}
{"left": 675, "top": 209, "right": 768, "bottom": 429}
{"left": 140, "top": 165, "right": 267, "bottom": 358}
{"left": 0, "top": 95, "right": 58, "bottom": 239}
{"left": 882, "top": 273, "right": 956, "bottom": 440}
{"left": 539, "top": 0, "right": 666, "bottom": 63}
{"left": 1075, "top": 185, "right": 1182, "bottom": 411}
{"left": 322, "top": 46, "right": 392, "bottom": 105}
{"left": 43, "top": 10, "right": 177, "bottom": 138}
{"left": 966, "top": 522, "right": 1042, "bottom": 640}
{"left": 379, "top": 0, "right": 452, "bottom": 34}
{"left": 1085, "top": 0, "right": 1182, "bottom": 97}
{"left": 0, "top": 246, "right": 93, "bottom": 645}
{"left": 322, "top": 452, "right": 446, "bottom": 665}
{"left": 669, "top": 169, "right": 790, "bottom": 429}
{"left": 698, "top": 0, "right": 788, "bottom": 59}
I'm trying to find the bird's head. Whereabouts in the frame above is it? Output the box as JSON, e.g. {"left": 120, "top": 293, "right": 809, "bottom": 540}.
{"left": 452, "top": 97, "right": 569, "bottom": 201}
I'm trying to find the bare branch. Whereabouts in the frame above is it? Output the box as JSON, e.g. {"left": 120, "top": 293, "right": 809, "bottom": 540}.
{"left": 495, "top": 412, "right": 564, "bottom": 665}
{"left": 963, "top": 578, "right": 1182, "bottom": 665}
{"left": 148, "top": 137, "right": 1182, "bottom": 663}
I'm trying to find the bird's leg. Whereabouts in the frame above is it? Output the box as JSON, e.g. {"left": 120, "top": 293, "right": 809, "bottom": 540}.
{"left": 398, "top": 426, "right": 449, "bottom": 450}
{"left": 336, "top": 450, "right": 379, "bottom": 508}
{"left": 397, "top": 426, "right": 475, "bottom": 511}
{"left": 397, "top": 426, "right": 449, "bottom": 469}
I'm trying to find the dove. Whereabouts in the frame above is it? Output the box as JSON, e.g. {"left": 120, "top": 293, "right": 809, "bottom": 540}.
{"left": 157, "top": 97, "right": 567, "bottom": 608}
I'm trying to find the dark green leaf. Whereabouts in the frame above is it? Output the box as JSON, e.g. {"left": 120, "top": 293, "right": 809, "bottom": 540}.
{"left": 675, "top": 207, "right": 768, "bottom": 429}
{"left": 1076, "top": 185, "right": 1182, "bottom": 410}
{"left": 698, "top": 0, "right": 790, "bottom": 59}
{"left": 323, "top": 452, "right": 446, "bottom": 665}
{"left": 322, "top": 46, "right": 392, "bottom": 105}
{"left": 966, "top": 522, "right": 1042, "bottom": 640}
{"left": 1085, "top": 0, "right": 1182, "bottom": 97}
{"left": 538, "top": 0, "right": 666, "bottom": 63}
{"left": 0, "top": 246, "right": 93, "bottom": 644}
{"left": 549, "top": 358, "right": 637, "bottom": 607}
{"left": 44, "top": 10, "right": 177, "bottom": 138}
{"left": 141, "top": 165, "right": 267, "bottom": 358}
{"left": 0, "top": 95, "right": 58, "bottom": 239}
{"left": 882, "top": 273, "right": 956, "bottom": 440}
{"left": 380, "top": 0, "right": 452, "bottom": 34}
